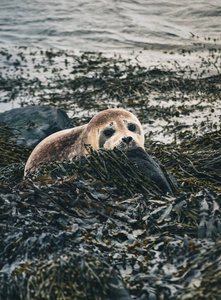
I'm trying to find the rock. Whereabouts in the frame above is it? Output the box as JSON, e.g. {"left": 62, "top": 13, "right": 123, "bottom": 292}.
{"left": 126, "top": 147, "right": 178, "bottom": 194}
{"left": 0, "top": 106, "right": 71, "bottom": 148}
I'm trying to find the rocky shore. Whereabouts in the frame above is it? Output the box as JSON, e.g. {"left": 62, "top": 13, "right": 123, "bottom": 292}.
{"left": 0, "top": 46, "right": 221, "bottom": 299}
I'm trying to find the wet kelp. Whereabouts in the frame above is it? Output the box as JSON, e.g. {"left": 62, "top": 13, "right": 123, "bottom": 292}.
{"left": 0, "top": 47, "right": 220, "bottom": 141}
{"left": 1, "top": 46, "right": 221, "bottom": 299}
{"left": 1, "top": 129, "right": 221, "bottom": 299}
{"left": 0, "top": 124, "right": 31, "bottom": 166}
{"left": 146, "top": 130, "right": 221, "bottom": 192}
{"left": 2, "top": 251, "right": 130, "bottom": 300}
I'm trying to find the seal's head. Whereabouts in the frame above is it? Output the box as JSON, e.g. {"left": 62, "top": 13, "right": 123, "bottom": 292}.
{"left": 86, "top": 109, "right": 144, "bottom": 152}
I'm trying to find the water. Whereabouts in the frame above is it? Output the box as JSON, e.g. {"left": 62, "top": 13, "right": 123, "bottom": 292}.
{"left": 0, "top": 0, "right": 220, "bottom": 142}
{"left": 0, "top": 0, "right": 220, "bottom": 51}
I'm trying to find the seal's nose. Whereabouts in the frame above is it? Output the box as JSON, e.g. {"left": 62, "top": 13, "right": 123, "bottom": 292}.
{"left": 122, "top": 136, "right": 132, "bottom": 144}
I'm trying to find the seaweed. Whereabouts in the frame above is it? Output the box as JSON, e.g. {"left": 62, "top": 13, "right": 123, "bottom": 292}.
{"left": 0, "top": 124, "right": 31, "bottom": 166}
{"left": 1, "top": 46, "right": 221, "bottom": 299}
{"left": 1, "top": 252, "right": 130, "bottom": 300}
{"left": 1, "top": 48, "right": 220, "bottom": 138}
{"left": 1, "top": 131, "right": 221, "bottom": 299}
{"left": 146, "top": 130, "right": 221, "bottom": 192}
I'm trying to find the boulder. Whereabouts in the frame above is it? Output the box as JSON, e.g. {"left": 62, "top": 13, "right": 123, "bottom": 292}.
{"left": 0, "top": 106, "right": 71, "bottom": 148}
{"left": 126, "top": 147, "right": 178, "bottom": 194}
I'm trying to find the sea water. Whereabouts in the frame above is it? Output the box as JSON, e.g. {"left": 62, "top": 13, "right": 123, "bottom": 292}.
{"left": 0, "top": 0, "right": 220, "bottom": 142}
{"left": 0, "top": 0, "right": 220, "bottom": 51}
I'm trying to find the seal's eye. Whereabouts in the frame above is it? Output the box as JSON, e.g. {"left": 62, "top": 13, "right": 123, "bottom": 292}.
{"left": 103, "top": 128, "right": 115, "bottom": 137}
{"left": 128, "top": 123, "right": 136, "bottom": 132}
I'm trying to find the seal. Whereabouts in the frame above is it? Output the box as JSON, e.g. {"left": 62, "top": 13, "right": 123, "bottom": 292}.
{"left": 24, "top": 108, "right": 144, "bottom": 174}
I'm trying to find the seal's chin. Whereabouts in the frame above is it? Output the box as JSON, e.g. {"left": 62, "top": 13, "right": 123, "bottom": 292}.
{"left": 114, "top": 140, "right": 138, "bottom": 151}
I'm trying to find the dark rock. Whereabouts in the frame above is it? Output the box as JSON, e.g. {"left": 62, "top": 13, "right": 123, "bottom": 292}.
{"left": 0, "top": 106, "right": 71, "bottom": 148}
{"left": 126, "top": 147, "right": 178, "bottom": 194}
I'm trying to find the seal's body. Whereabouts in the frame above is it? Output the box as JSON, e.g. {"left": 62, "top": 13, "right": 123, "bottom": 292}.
{"left": 24, "top": 108, "right": 144, "bottom": 174}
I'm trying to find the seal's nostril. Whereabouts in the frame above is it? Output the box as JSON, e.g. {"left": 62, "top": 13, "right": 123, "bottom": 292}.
{"left": 122, "top": 136, "right": 132, "bottom": 144}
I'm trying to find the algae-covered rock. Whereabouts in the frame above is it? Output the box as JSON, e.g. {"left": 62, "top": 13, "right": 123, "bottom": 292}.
{"left": 26, "top": 147, "right": 176, "bottom": 196}
{"left": 0, "top": 106, "right": 71, "bottom": 147}
{"left": 126, "top": 147, "right": 177, "bottom": 194}
{"left": 0, "top": 47, "right": 221, "bottom": 300}
{"left": 0, "top": 130, "right": 221, "bottom": 300}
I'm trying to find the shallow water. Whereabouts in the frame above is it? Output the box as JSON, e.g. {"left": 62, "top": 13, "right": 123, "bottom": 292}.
{"left": 0, "top": 0, "right": 220, "bottom": 51}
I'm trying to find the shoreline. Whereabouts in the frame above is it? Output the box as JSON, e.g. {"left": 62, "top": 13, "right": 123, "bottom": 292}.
{"left": 0, "top": 45, "right": 220, "bottom": 144}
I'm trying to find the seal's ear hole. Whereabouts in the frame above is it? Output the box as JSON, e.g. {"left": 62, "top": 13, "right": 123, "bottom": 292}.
{"left": 128, "top": 123, "right": 136, "bottom": 132}
{"left": 103, "top": 128, "right": 115, "bottom": 137}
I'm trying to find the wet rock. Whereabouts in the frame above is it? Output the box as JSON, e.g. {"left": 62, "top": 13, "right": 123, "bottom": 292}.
{"left": 0, "top": 106, "right": 71, "bottom": 148}
{"left": 126, "top": 147, "right": 178, "bottom": 194}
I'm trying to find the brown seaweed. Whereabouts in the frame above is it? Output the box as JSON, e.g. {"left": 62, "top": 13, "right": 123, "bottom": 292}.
{"left": 1, "top": 46, "right": 221, "bottom": 299}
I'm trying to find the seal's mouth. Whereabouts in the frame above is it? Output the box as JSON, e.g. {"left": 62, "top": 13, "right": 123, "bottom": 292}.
{"left": 114, "top": 138, "right": 138, "bottom": 151}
